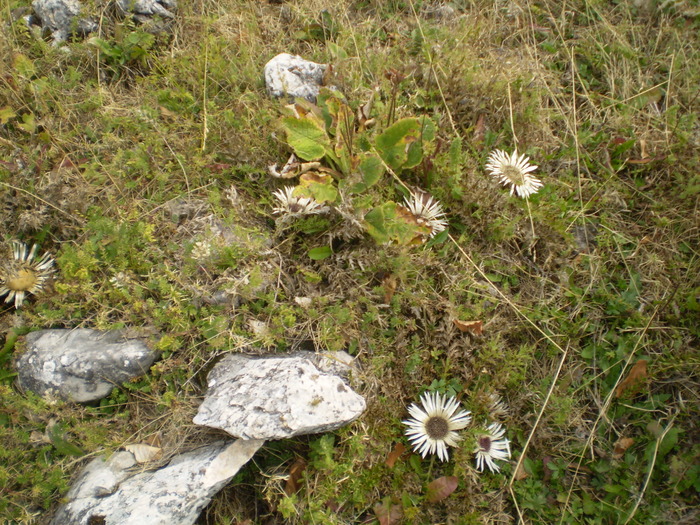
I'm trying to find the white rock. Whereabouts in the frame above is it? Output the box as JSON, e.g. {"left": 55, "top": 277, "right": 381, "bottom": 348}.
{"left": 50, "top": 439, "right": 263, "bottom": 525}
{"left": 15, "top": 329, "right": 160, "bottom": 403}
{"left": 193, "top": 352, "right": 365, "bottom": 439}
{"left": 32, "top": 0, "right": 97, "bottom": 43}
{"left": 264, "top": 53, "right": 327, "bottom": 102}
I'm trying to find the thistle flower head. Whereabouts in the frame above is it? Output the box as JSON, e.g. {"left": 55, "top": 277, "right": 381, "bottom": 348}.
{"left": 474, "top": 422, "right": 511, "bottom": 473}
{"left": 402, "top": 192, "right": 448, "bottom": 238}
{"left": 403, "top": 391, "right": 472, "bottom": 462}
{"left": 272, "top": 186, "right": 329, "bottom": 217}
{"left": 485, "top": 149, "right": 542, "bottom": 198}
{"left": 0, "top": 241, "right": 55, "bottom": 308}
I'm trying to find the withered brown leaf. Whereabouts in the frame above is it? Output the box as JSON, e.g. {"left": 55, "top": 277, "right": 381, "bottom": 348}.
{"left": 615, "top": 360, "right": 648, "bottom": 398}
{"left": 453, "top": 319, "right": 483, "bottom": 336}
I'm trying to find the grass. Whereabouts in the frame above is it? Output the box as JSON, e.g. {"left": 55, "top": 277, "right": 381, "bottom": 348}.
{"left": 1, "top": 0, "right": 699, "bottom": 523}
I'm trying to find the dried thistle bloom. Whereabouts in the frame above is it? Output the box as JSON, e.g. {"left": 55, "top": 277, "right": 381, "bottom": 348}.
{"left": 0, "top": 241, "right": 54, "bottom": 308}
{"left": 403, "top": 192, "right": 448, "bottom": 237}
{"left": 485, "top": 149, "right": 542, "bottom": 198}
{"left": 474, "top": 422, "right": 511, "bottom": 473}
{"left": 403, "top": 391, "right": 472, "bottom": 462}
{"left": 272, "top": 186, "right": 329, "bottom": 217}
{"left": 487, "top": 393, "right": 510, "bottom": 420}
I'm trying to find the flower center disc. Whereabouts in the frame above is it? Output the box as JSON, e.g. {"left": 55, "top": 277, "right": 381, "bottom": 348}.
{"left": 6, "top": 269, "right": 38, "bottom": 291}
{"left": 478, "top": 436, "right": 492, "bottom": 452}
{"left": 502, "top": 166, "right": 525, "bottom": 186}
{"left": 425, "top": 416, "right": 449, "bottom": 439}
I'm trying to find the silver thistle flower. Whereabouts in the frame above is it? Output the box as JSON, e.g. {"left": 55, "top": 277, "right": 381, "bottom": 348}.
{"left": 485, "top": 149, "right": 542, "bottom": 198}
{"left": 403, "top": 192, "right": 448, "bottom": 237}
{"left": 272, "top": 186, "right": 329, "bottom": 217}
{"left": 0, "top": 241, "right": 55, "bottom": 308}
{"left": 474, "top": 422, "right": 511, "bottom": 473}
{"left": 403, "top": 391, "right": 472, "bottom": 462}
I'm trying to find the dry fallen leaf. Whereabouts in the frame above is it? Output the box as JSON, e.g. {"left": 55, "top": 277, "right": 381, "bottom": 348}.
{"left": 124, "top": 443, "right": 162, "bottom": 464}
{"left": 374, "top": 499, "right": 403, "bottom": 525}
{"left": 613, "top": 437, "right": 634, "bottom": 459}
{"left": 453, "top": 319, "right": 483, "bottom": 336}
{"left": 426, "top": 476, "right": 458, "bottom": 503}
{"left": 615, "top": 360, "right": 648, "bottom": 398}
{"left": 382, "top": 273, "right": 398, "bottom": 304}
{"left": 473, "top": 114, "right": 487, "bottom": 150}
{"left": 513, "top": 459, "right": 529, "bottom": 481}
{"left": 385, "top": 442, "right": 406, "bottom": 468}
{"left": 284, "top": 457, "right": 307, "bottom": 495}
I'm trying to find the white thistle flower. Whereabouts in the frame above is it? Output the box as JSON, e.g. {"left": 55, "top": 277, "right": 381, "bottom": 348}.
{"left": 485, "top": 149, "right": 542, "bottom": 198}
{"left": 403, "top": 391, "right": 472, "bottom": 462}
{"left": 474, "top": 422, "right": 511, "bottom": 473}
{"left": 403, "top": 192, "right": 448, "bottom": 237}
{"left": 0, "top": 241, "right": 54, "bottom": 308}
{"left": 272, "top": 186, "right": 329, "bottom": 217}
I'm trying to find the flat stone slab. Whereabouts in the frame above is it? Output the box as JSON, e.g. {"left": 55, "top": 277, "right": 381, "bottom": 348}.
{"left": 264, "top": 53, "right": 328, "bottom": 102}
{"left": 15, "top": 329, "right": 159, "bottom": 403}
{"left": 50, "top": 439, "right": 263, "bottom": 525}
{"left": 193, "top": 352, "right": 366, "bottom": 440}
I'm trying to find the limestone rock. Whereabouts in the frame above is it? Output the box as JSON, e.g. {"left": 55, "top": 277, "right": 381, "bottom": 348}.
{"left": 193, "top": 352, "right": 365, "bottom": 440}
{"left": 15, "top": 329, "right": 160, "bottom": 403}
{"left": 50, "top": 439, "right": 263, "bottom": 525}
{"left": 116, "top": 0, "right": 177, "bottom": 24}
{"left": 32, "top": 0, "right": 97, "bottom": 43}
{"left": 264, "top": 53, "right": 328, "bottom": 102}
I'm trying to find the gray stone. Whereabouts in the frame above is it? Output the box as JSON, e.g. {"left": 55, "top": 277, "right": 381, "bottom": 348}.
{"left": 264, "top": 53, "right": 327, "bottom": 102}
{"left": 193, "top": 352, "right": 366, "bottom": 440}
{"left": 15, "top": 329, "right": 160, "bottom": 403}
{"left": 50, "top": 439, "right": 264, "bottom": 525}
{"left": 116, "top": 0, "right": 177, "bottom": 23}
{"left": 32, "top": 0, "right": 97, "bottom": 43}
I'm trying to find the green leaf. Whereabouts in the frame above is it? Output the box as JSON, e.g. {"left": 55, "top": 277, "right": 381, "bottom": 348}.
{"left": 364, "top": 202, "right": 427, "bottom": 245}
{"left": 374, "top": 117, "right": 435, "bottom": 171}
{"left": 13, "top": 53, "right": 35, "bottom": 79}
{"left": 281, "top": 116, "right": 331, "bottom": 161}
{"left": 46, "top": 422, "right": 84, "bottom": 457}
{"left": 308, "top": 246, "right": 332, "bottom": 260}
{"left": 375, "top": 118, "right": 420, "bottom": 171}
{"left": 350, "top": 154, "right": 384, "bottom": 193}
{"left": 17, "top": 113, "right": 36, "bottom": 134}
{"left": 0, "top": 106, "right": 16, "bottom": 125}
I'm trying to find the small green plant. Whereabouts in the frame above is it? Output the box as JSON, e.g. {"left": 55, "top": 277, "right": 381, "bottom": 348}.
{"left": 275, "top": 88, "right": 443, "bottom": 246}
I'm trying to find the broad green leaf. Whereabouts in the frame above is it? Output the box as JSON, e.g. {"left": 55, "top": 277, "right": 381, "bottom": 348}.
{"left": 281, "top": 116, "right": 331, "bottom": 161}
{"left": 308, "top": 246, "right": 332, "bottom": 260}
{"left": 297, "top": 173, "right": 338, "bottom": 203}
{"left": 374, "top": 118, "right": 420, "bottom": 171}
{"left": 404, "top": 116, "right": 436, "bottom": 169}
{"left": 18, "top": 113, "right": 36, "bottom": 134}
{"left": 13, "top": 53, "right": 35, "bottom": 79}
{"left": 0, "top": 107, "right": 16, "bottom": 125}
{"left": 364, "top": 202, "right": 427, "bottom": 245}
{"left": 350, "top": 154, "right": 384, "bottom": 193}
{"left": 327, "top": 42, "right": 348, "bottom": 60}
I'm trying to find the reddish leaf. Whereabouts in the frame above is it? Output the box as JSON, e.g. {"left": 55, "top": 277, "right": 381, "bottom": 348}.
{"left": 613, "top": 437, "right": 634, "bottom": 460}
{"left": 284, "top": 457, "right": 307, "bottom": 495}
{"left": 426, "top": 476, "right": 458, "bottom": 503}
{"left": 542, "top": 456, "right": 554, "bottom": 482}
{"left": 382, "top": 274, "right": 398, "bottom": 304}
{"left": 473, "top": 114, "right": 487, "bottom": 150}
{"left": 453, "top": 319, "right": 483, "bottom": 336}
{"left": 374, "top": 499, "right": 403, "bottom": 525}
{"left": 385, "top": 442, "right": 406, "bottom": 468}
{"left": 615, "top": 360, "right": 648, "bottom": 398}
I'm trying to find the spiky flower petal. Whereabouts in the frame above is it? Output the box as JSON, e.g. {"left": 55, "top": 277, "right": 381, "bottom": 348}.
{"left": 0, "top": 241, "right": 54, "bottom": 308}
{"left": 403, "top": 391, "right": 472, "bottom": 462}
{"left": 474, "top": 422, "right": 511, "bottom": 473}
{"left": 272, "top": 186, "right": 329, "bottom": 217}
{"left": 403, "top": 192, "right": 448, "bottom": 237}
{"left": 485, "top": 149, "right": 542, "bottom": 198}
